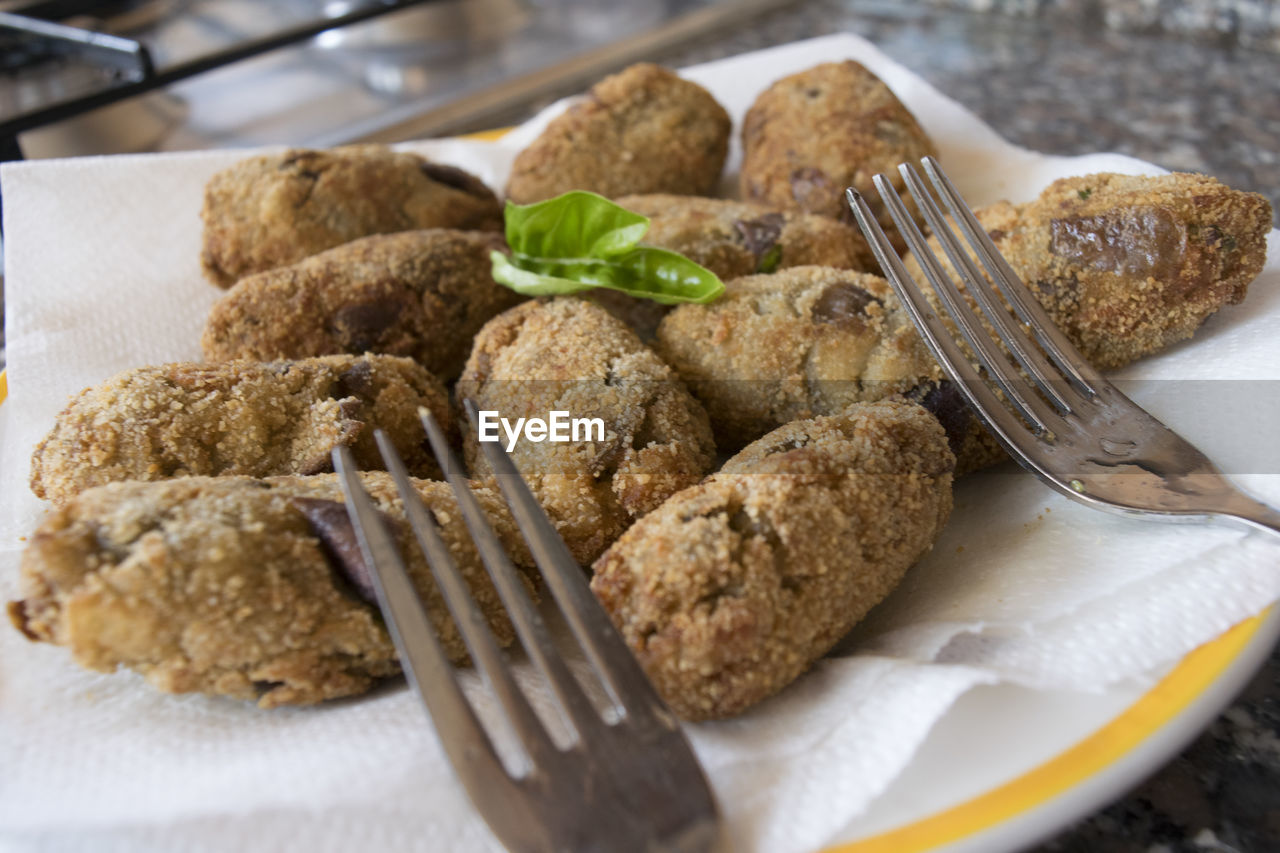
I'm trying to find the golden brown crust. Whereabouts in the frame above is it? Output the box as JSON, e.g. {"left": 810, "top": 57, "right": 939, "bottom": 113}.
{"left": 896, "top": 172, "right": 1272, "bottom": 473}
{"left": 8, "top": 474, "right": 535, "bottom": 708}
{"left": 201, "top": 229, "right": 523, "bottom": 380}
{"left": 590, "top": 400, "right": 954, "bottom": 720}
{"left": 201, "top": 145, "right": 503, "bottom": 287}
{"left": 505, "top": 64, "right": 731, "bottom": 203}
{"left": 740, "top": 60, "right": 936, "bottom": 243}
{"left": 457, "top": 297, "right": 716, "bottom": 565}
{"left": 655, "top": 266, "right": 938, "bottom": 449}
{"left": 29, "top": 355, "right": 453, "bottom": 504}
{"left": 589, "top": 194, "right": 877, "bottom": 340}
{"left": 618, "top": 194, "right": 875, "bottom": 278}
{"left": 928, "top": 173, "right": 1272, "bottom": 370}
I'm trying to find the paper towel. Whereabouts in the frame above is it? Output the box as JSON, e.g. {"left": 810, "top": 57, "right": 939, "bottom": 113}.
{"left": 2, "top": 32, "right": 1278, "bottom": 853}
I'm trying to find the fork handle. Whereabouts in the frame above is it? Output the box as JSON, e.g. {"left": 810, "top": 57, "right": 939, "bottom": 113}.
{"left": 1210, "top": 491, "right": 1280, "bottom": 539}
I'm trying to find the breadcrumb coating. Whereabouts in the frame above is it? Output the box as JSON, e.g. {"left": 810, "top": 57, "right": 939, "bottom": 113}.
{"left": 904, "top": 172, "right": 1272, "bottom": 370}
{"left": 591, "top": 400, "right": 954, "bottom": 720}
{"left": 506, "top": 64, "right": 731, "bottom": 203}
{"left": 202, "top": 229, "right": 522, "bottom": 380}
{"left": 201, "top": 145, "right": 502, "bottom": 287}
{"left": 740, "top": 60, "right": 936, "bottom": 246}
{"left": 30, "top": 355, "right": 453, "bottom": 504}
{"left": 458, "top": 297, "right": 716, "bottom": 565}
{"left": 589, "top": 193, "right": 878, "bottom": 339}
{"left": 655, "top": 266, "right": 937, "bottom": 449}
{"left": 8, "top": 474, "right": 535, "bottom": 708}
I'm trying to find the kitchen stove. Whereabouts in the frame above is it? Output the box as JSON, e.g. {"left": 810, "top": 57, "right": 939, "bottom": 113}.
{"left": 0, "top": 0, "right": 793, "bottom": 164}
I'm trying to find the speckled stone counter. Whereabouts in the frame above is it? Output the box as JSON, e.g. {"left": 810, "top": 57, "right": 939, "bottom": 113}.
{"left": 654, "top": 2, "right": 1280, "bottom": 850}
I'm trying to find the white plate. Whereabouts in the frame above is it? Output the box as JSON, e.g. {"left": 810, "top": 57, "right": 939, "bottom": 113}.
{"left": 826, "top": 605, "right": 1280, "bottom": 852}
{"left": 2, "top": 32, "right": 1278, "bottom": 853}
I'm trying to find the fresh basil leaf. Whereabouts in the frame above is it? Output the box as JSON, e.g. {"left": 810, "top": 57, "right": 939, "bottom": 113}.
{"left": 492, "top": 249, "right": 724, "bottom": 305}
{"left": 503, "top": 191, "right": 649, "bottom": 260}
{"left": 493, "top": 191, "right": 726, "bottom": 305}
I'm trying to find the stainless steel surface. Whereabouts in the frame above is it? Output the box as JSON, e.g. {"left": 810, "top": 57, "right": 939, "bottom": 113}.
{"left": 848, "top": 157, "right": 1280, "bottom": 539}
{"left": 332, "top": 409, "right": 720, "bottom": 853}
{"left": 18, "top": 89, "right": 184, "bottom": 155}
{"left": 5, "top": 0, "right": 792, "bottom": 158}
{"left": 342, "top": 0, "right": 800, "bottom": 142}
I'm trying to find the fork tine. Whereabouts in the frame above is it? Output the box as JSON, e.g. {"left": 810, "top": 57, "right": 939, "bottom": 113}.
{"left": 413, "top": 411, "right": 608, "bottom": 744}
{"left": 847, "top": 187, "right": 1048, "bottom": 455}
{"left": 372, "top": 429, "right": 558, "bottom": 772}
{"left": 866, "top": 173, "right": 1063, "bottom": 436}
{"left": 462, "top": 399, "right": 679, "bottom": 733}
{"left": 921, "top": 155, "right": 1104, "bottom": 394}
{"left": 331, "top": 448, "right": 509, "bottom": 785}
{"left": 898, "top": 162, "right": 1088, "bottom": 416}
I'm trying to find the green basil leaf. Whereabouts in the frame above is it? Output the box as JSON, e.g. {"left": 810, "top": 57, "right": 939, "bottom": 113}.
{"left": 503, "top": 191, "right": 649, "bottom": 260}
{"left": 493, "top": 191, "right": 726, "bottom": 305}
{"left": 492, "top": 249, "right": 724, "bottom": 305}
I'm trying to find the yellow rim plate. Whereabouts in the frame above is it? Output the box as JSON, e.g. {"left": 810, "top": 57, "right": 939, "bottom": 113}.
{"left": 1, "top": 126, "right": 1273, "bottom": 845}
{"left": 826, "top": 607, "right": 1274, "bottom": 852}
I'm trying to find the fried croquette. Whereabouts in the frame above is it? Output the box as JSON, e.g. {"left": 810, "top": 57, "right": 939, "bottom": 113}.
{"left": 740, "top": 60, "right": 936, "bottom": 245}
{"left": 506, "top": 64, "right": 731, "bottom": 203}
{"left": 8, "top": 474, "right": 536, "bottom": 708}
{"left": 904, "top": 172, "right": 1273, "bottom": 370}
{"left": 457, "top": 297, "right": 716, "bottom": 565}
{"left": 588, "top": 194, "right": 878, "bottom": 339}
{"left": 590, "top": 400, "right": 954, "bottom": 720}
{"left": 29, "top": 355, "right": 452, "bottom": 504}
{"left": 655, "top": 266, "right": 937, "bottom": 449}
{"left": 201, "top": 145, "right": 503, "bottom": 287}
{"left": 619, "top": 194, "right": 876, "bottom": 278}
{"left": 202, "top": 229, "right": 523, "bottom": 380}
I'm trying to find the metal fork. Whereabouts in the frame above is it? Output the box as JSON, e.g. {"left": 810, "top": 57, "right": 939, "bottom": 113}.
{"left": 845, "top": 155, "right": 1280, "bottom": 539}
{"left": 332, "top": 403, "right": 720, "bottom": 853}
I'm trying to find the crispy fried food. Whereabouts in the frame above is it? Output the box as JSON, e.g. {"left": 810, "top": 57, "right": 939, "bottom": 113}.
{"left": 506, "top": 64, "right": 731, "bottom": 204}
{"left": 619, "top": 194, "right": 875, "bottom": 278}
{"left": 591, "top": 400, "right": 954, "bottom": 720}
{"left": 589, "top": 193, "right": 878, "bottom": 339}
{"left": 659, "top": 173, "right": 1271, "bottom": 465}
{"left": 905, "top": 172, "right": 1273, "bottom": 370}
{"left": 201, "top": 145, "right": 503, "bottom": 287}
{"left": 457, "top": 297, "right": 716, "bottom": 565}
{"left": 202, "top": 229, "right": 522, "bottom": 380}
{"left": 29, "top": 355, "right": 452, "bottom": 504}
{"left": 8, "top": 474, "right": 536, "bottom": 708}
{"left": 740, "top": 60, "right": 936, "bottom": 246}
{"left": 655, "top": 266, "right": 937, "bottom": 449}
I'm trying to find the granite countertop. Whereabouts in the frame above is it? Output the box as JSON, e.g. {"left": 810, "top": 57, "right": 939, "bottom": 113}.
{"left": 653, "top": 2, "right": 1280, "bottom": 850}
{"left": 1, "top": 2, "right": 1276, "bottom": 850}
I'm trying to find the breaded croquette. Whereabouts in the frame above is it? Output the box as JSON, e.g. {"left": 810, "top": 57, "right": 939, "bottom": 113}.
{"left": 29, "top": 355, "right": 452, "bottom": 504}
{"left": 201, "top": 145, "right": 503, "bottom": 287}
{"left": 618, "top": 194, "right": 875, "bottom": 278}
{"left": 202, "top": 230, "right": 522, "bottom": 380}
{"left": 655, "top": 266, "right": 937, "bottom": 449}
{"left": 740, "top": 60, "right": 936, "bottom": 245}
{"left": 591, "top": 400, "right": 954, "bottom": 720}
{"left": 905, "top": 172, "right": 1273, "bottom": 370}
{"left": 457, "top": 297, "right": 716, "bottom": 565}
{"left": 8, "top": 474, "right": 536, "bottom": 708}
{"left": 592, "top": 194, "right": 878, "bottom": 339}
{"left": 506, "top": 64, "right": 731, "bottom": 204}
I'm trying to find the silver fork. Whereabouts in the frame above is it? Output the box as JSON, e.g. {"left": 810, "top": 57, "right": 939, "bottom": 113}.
{"left": 846, "top": 155, "right": 1280, "bottom": 539}
{"left": 332, "top": 403, "right": 720, "bottom": 853}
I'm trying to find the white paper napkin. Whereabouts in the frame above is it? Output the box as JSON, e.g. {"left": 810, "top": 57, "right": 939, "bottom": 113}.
{"left": 2, "top": 33, "right": 1278, "bottom": 853}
